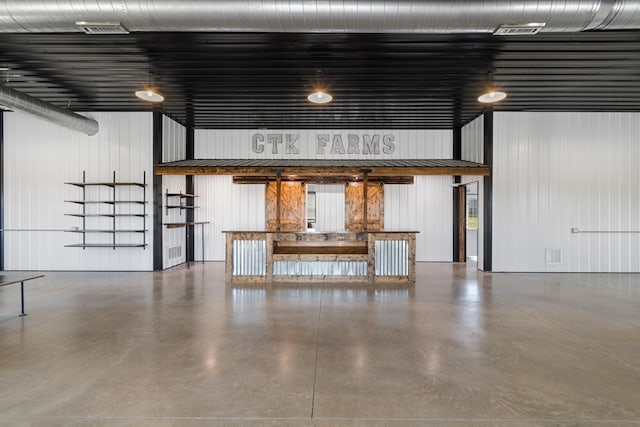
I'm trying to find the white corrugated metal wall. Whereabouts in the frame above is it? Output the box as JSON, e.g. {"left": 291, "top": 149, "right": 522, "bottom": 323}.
{"left": 385, "top": 176, "right": 453, "bottom": 261}
{"left": 493, "top": 112, "right": 640, "bottom": 272}
{"left": 193, "top": 176, "right": 265, "bottom": 261}
{"left": 194, "top": 129, "right": 453, "bottom": 262}
{"left": 4, "top": 111, "right": 154, "bottom": 270}
{"left": 4, "top": 111, "right": 637, "bottom": 271}
{"left": 307, "top": 184, "right": 345, "bottom": 231}
{"left": 162, "top": 115, "right": 187, "bottom": 269}
{"left": 461, "top": 115, "right": 485, "bottom": 269}
{"left": 162, "top": 115, "right": 186, "bottom": 163}
{"left": 462, "top": 115, "right": 484, "bottom": 164}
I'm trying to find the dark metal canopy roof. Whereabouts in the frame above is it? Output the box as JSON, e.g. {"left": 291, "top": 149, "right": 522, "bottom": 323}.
{"left": 1, "top": 30, "right": 639, "bottom": 129}
{"left": 155, "top": 159, "right": 490, "bottom": 176}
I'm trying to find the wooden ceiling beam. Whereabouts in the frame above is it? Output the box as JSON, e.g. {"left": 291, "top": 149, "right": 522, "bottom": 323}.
{"left": 156, "top": 165, "right": 490, "bottom": 176}
{"left": 232, "top": 175, "right": 415, "bottom": 184}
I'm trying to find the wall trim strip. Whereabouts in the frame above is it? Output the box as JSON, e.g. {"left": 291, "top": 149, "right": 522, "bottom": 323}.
{"left": 186, "top": 126, "right": 195, "bottom": 262}
{"left": 0, "top": 112, "right": 4, "bottom": 271}
{"left": 483, "top": 110, "right": 493, "bottom": 272}
{"left": 452, "top": 126, "right": 462, "bottom": 262}
{"left": 153, "top": 112, "right": 163, "bottom": 270}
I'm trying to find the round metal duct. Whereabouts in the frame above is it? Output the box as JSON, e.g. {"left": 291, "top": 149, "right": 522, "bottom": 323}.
{"left": 0, "top": 1, "right": 639, "bottom": 33}
{"left": 0, "top": 85, "right": 99, "bottom": 136}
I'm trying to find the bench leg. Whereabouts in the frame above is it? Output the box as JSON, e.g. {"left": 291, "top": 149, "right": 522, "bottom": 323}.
{"left": 19, "top": 281, "right": 27, "bottom": 317}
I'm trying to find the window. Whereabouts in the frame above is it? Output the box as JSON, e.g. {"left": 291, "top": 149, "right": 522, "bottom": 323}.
{"left": 307, "top": 191, "right": 316, "bottom": 223}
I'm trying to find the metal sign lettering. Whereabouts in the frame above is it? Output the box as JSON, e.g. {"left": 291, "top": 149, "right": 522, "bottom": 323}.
{"left": 251, "top": 133, "right": 395, "bottom": 156}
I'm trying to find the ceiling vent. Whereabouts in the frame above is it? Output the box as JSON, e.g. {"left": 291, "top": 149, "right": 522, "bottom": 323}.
{"left": 75, "top": 22, "right": 129, "bottom": 34}
{"left": 494, "top": 23, "right": 546, "bottom": 36}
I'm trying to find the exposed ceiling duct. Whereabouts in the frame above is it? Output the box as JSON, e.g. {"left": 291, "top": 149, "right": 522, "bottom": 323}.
{"left": 0, "top": 1, "right": 639, "bottom": 33}
{"left": 0, "top": 85, "right": 99, "bottom": 136}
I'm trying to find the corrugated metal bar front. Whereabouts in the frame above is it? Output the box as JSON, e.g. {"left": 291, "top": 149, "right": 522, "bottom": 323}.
{"left": 375, "top": 239, "right": 408, "bottom": 276}
{"left": 273, "top": 261, "right": 367, "bottom": 276}
{"left": 232, "top": 239, "right": 266, "bottom": 275}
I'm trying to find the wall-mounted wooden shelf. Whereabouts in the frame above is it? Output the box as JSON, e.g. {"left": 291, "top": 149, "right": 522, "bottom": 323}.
{"left": 165, "top": 190, "right": 199, "bottom": 215}
{"left": 64, "top": 200, "right": 147, "bottom": 205}
{"left": 66, "top": 229, "right": 148, "bottom": 233}
{"left": 65, "top": 213, "right": 146, "bottom": 218}
{"left": 65, "top": 171, "right": 147, "bottom": 249}
{"left": 65, "top": 243, "right": 147, "bottom": 248}
{"left": 166, "top": 192, "right": 197, "bottom": 198}
{"left": 64, "top": 181, "right": 146, "bottom": 188}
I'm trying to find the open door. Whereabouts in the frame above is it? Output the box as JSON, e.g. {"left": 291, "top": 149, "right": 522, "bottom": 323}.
{"left": 453, "top": 181, "right": 478, "bottom": 264}
{"left": 465, "top": 182, "right": 478, "bottom": 263}
{"left": 455, "top": 185, "right": 466, "bottom": 262}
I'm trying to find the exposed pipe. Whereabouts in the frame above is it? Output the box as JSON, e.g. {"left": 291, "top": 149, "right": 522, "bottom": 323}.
{"left": 0, "top": 1, "right": 639, "bottom": 33}
{"left": 0, "top": 85, "right": 99, "bottom": 136}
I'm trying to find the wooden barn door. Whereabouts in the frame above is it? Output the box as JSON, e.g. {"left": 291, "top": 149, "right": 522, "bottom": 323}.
{"left": 265, "top": 182, "right": 306, "bottom": 231}
{"left": 345, "top": 182, "right": 384, "bottom": 231}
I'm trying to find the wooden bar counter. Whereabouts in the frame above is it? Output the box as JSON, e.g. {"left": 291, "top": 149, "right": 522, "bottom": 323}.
{"left": 224, "top": 230, "right": 417, "bottom": 284}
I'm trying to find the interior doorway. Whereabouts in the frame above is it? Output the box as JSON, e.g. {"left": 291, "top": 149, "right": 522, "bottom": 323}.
{"left": 465, "top": 182, "right": 478, "bottom": 263}
{"left": 454, "top": 181, "right": 479, "bottom": 265}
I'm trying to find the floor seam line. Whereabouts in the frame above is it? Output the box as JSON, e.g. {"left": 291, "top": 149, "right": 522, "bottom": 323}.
{"left": 310, "top": 292, "right": 322, "bottom": 420}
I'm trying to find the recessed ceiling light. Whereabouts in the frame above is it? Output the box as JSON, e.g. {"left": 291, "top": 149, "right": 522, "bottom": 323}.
{"left": 135, "top": 88, "right": 164, "bottom": 103}
{"left": 478, "top": 90, "right": 507, "bottom": 103}
{"left": 307, "top": 91, "right": 332, "bottom": 104}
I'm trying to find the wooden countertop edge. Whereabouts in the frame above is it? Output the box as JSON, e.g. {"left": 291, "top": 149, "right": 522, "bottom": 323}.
{"left": 222, "top": 230, "right": 419, "bottom": 234}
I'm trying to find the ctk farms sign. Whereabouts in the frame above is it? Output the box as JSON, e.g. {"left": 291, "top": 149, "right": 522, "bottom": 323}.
{"left": 251, "top": 133, "right": 396, "bottom": 156}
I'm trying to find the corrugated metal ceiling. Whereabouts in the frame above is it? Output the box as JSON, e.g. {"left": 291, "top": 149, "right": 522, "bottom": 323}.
{"left": 0, "top": 31, "right": 639, "bottom": 129}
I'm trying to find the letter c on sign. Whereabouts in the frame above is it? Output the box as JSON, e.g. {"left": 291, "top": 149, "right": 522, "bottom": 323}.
{"left": 252, "top": 134, "right": 264, "bottom": 154}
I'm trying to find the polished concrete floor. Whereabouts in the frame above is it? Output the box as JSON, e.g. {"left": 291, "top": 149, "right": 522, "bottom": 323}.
{"left": 0, "top": 262, "right": 639, "bottom": 426}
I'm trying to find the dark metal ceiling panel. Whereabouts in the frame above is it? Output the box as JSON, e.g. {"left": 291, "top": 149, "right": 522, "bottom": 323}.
{"left": 0, "top": 31, "right": 638, "bottom": 129}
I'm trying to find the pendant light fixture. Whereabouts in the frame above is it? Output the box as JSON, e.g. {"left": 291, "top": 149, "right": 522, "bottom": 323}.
{"left": 135, "top": 71, "right": 165, "bottom": 103}
{"left": 135, "top": 88, "right": 164, "bottom": 103}
{"left": 307, "top": 70, "right": 333, "bottom": 104}
{"left": 478, "top": 68, "right": 507, "bottom": 104}
{"left": 307, "top": 90, "right": 332, "bottom": 104}
{"left": 478, "top": 90, "right": 507, "bottom": 103}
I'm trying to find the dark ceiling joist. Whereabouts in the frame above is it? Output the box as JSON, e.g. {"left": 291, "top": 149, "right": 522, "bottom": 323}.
{"left": 1, "top": 31, "right": 639, "bottom": 129}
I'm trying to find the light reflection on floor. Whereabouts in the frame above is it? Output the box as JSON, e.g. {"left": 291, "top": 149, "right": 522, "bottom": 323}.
{"left": 0, "top": 262, "right": 638, "bottom": 426}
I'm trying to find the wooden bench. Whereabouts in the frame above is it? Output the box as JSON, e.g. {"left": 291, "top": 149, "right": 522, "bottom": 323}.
{"left": 0, "top": 274, "right": 45, "bottom": 317}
